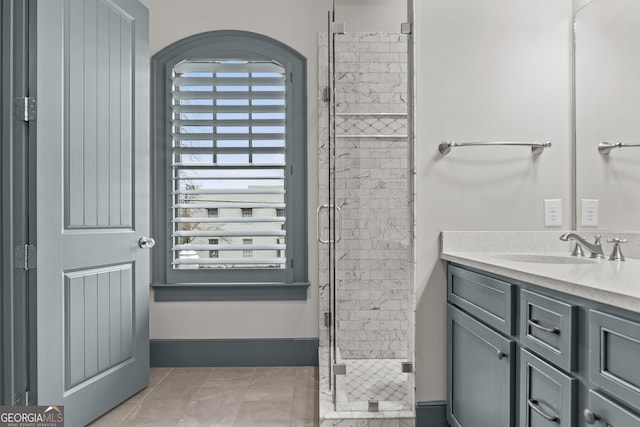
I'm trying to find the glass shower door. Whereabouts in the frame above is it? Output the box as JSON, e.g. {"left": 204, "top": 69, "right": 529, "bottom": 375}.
{"left": 327, "top": 2, "right": 414, "bottom": 413}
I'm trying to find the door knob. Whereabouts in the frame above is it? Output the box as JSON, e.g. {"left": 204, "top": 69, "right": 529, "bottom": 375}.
{"left": 138, "top": 237, "right": 156, "bottom": 249}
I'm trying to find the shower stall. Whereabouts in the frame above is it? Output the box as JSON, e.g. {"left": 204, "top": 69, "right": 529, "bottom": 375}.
{"left": 318, "top": 1, "right": 415, "bottom": 425}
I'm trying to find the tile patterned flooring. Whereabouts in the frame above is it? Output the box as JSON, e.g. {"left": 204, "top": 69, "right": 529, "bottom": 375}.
{"left": 88, "top": 367, "right": 319, "bottom": 427}
{"left": 343, "top": 359, "right": 408, "bottom": 404}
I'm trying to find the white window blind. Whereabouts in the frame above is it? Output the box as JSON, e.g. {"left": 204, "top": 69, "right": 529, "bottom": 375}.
{"left": 171, "top": 60, "right": 287, "bottom": 269}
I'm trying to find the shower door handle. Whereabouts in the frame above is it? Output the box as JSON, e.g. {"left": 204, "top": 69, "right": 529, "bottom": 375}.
{"left": 316, "top": 204, "right": 342, "bottom": 244}
{"left": 335, "top": 205, "right": 342, "bottom": 243}
{"left": 317, "top": 205, "right": 330, "bottom": 244}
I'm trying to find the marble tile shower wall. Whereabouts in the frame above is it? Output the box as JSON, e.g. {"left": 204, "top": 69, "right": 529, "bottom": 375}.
{"left": 319, "top": 33, "right": 411, "bottom": 360}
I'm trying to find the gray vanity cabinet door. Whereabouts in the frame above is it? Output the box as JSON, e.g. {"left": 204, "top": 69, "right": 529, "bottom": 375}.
{"left": 447, "top": 305, "right": 516, "bottom": 427}
{"left": 585, "top": 390, "right": 640, "bottom": 426}
{"left": 520, "top": 348, "right": 576, "bottom": 427}
{"left": 589, "top": 310, "right": 640, "bottom": 410}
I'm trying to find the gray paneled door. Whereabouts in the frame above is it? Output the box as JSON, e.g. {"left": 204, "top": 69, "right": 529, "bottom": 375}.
{"left": 35, "top": 0, "right": 150, "bottom": 425}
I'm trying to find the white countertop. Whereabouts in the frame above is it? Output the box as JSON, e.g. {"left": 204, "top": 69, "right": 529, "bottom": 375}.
{"left": 441, "top": 231, "right": 640, "bottom": 314}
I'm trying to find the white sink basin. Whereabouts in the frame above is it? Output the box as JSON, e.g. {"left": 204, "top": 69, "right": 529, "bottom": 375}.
{"left": 492, "top": 254, "right": 597, "bottom": 265}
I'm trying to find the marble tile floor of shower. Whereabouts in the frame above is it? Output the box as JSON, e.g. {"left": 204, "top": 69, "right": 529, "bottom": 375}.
{"left": 88, "top": 366, "right": 319, "bottom": 427}
{"left": 335, "top": 359, "right": 410, "bottom": 412}
{"left": 319, "top": 349, "right": 414, "bottom": 427}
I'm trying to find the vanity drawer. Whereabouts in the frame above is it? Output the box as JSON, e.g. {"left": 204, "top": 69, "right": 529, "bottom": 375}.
{"left": 519, "top": 348, "right": 576, "bottom": 427}
{"left": 589, "top": 309, "right": 640, "bottom": 410}
{"left": 585, "top": 390, "right": 640, "bottom": 426}
{"left": 520, "top": 289, "right": 577, "bottom": 371}
{"left": 448, "top": 265, "right": 514, "bottom": 335}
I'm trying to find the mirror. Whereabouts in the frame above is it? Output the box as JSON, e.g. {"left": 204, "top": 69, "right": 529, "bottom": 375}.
{"left": 575, "top": 0, "right": 640, "bottom": 230}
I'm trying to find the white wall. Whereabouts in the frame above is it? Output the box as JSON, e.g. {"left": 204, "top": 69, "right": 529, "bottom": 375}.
{"left": 141, "top": 0, "right": 330, "bottom": 340}
{"left": 413, "top": 0, "right": 574, "bottom": 401}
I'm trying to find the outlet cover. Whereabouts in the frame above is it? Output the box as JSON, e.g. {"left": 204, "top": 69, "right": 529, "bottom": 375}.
{"left": 544, "top": 199, "right": 562, "bottom": 227}
{"left": 581, "top": 199, "right": 599, "bottom": 227}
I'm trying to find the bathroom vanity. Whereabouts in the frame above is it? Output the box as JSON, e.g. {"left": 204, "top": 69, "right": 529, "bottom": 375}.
{"left": 441, "top": 232, "right": 640, "bottom": 427}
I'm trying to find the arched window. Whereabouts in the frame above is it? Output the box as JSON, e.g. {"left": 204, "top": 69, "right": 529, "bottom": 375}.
{"left": 151, "top": 31, "right": 308, "bottom": 300}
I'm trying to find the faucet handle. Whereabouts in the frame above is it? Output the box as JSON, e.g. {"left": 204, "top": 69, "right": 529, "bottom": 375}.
{"left": 607, "top": 238, "right": 627, "bottom": 261}
{"left": 607, "top": 237, "right": 628, "bottom": 244}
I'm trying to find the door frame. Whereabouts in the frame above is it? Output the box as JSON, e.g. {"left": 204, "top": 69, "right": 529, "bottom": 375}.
{"left": 1, "top": 0, "right": 37, "bottom": 406}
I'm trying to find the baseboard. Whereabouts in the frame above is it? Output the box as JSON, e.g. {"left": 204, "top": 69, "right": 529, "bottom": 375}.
{"left": 416, "top": 401, "right": 448, "bottom": 427}
{"left": 150, "top": 338, "right": 319, "bottom": 367}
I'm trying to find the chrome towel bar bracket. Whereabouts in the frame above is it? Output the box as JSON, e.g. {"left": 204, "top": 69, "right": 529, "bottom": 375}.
{"left": 439, "top": 140, "right": 552, "bottom": 155}
{"left": 598, "top": 141, "right": 640, "bottom": 156}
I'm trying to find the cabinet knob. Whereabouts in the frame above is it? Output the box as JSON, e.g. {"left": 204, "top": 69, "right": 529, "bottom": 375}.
{"left": 496, "top": 351, "right": 507, "bottom": 360}
{"left": 583, "top": 409, "right": 599, "bottom": 424}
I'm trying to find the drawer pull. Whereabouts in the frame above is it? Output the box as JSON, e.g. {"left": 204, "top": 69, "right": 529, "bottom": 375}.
{"left": 528, "top": 319, "right": 560, "bottom": 334}
{"left": 583, "top": 409, "right": 599, "bottom": 424}
{"left": 528, "top": 399, "right": 560, "bottom": 423}
{"left": 496, "top": 351, "right": 507, "bottom": 360}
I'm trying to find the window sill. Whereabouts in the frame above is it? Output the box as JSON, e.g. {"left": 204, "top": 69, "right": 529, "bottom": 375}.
{"left": 151, "top": 282, "right": 310, "bottom": 302}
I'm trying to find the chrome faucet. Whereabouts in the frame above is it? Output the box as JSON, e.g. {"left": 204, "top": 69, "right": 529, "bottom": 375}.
{"left": 559, "top": 233, "right": 605, "bottom": 259}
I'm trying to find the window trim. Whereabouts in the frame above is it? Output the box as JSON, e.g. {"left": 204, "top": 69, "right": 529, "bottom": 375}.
{"left": 151, "top": 30, "right": 308, "bottom": 301}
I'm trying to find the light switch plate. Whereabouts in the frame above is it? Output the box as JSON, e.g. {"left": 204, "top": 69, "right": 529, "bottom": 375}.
{"left": 544, "top": 199, "right": 562, "bottom": 227}
{"left": 581, "top": 199, "right": 599, "bottom": 227}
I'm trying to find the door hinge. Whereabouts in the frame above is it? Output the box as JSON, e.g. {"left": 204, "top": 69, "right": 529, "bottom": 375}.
{"left": 401, "top": 362, "right": 414, "bottom": 373}
{"left": 322, "top": 86, "right": 331, "bottom": 103}
{"left": 14, "top": 97, "right": 37, "bottom": 122}
{"left": 14, "top": 390, "right": 35, "bottom": 405}
{"left": 331, "top": 22, "right": 346, "bottom": 34}
{"left": 14, "top": 391, "right": 24, "bottom": 405}
{"left": 14, "top": 244, "right": 37, "bottom": 270}
{"left": 333, "top": 363, "right": 347, "bottom": 375}
{"left": 324, "top": 312, "right": 331, "bottom": 328}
